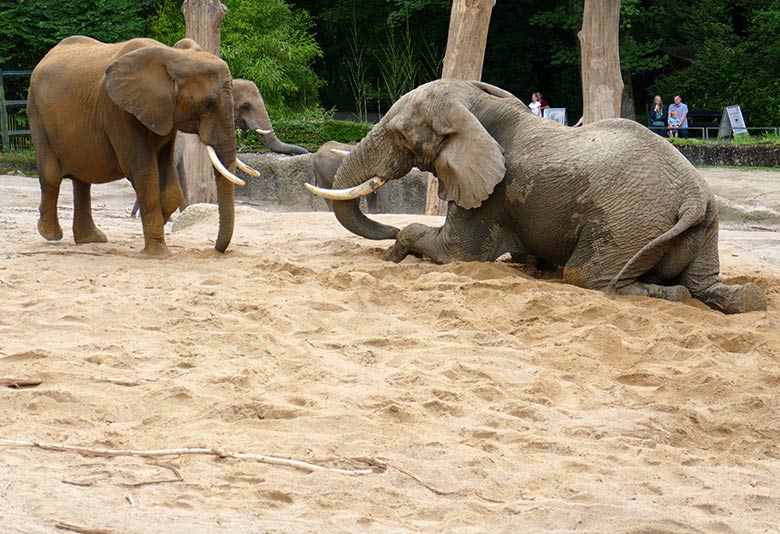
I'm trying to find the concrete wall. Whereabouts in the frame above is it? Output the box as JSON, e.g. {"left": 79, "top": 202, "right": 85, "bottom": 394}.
{"left": 237, "top": 152, "right": 430, "bottom": 213}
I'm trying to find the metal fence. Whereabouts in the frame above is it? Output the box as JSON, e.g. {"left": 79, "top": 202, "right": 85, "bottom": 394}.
{"left": 0, "top": 69, "right": 32, "bottom": 151}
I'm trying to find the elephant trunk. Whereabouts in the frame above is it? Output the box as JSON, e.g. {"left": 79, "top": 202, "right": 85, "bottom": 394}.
{"left": 259, "top": 131, "right": 309, "bottom": 155}
{"left": 212, "top": 143, "right": 237, "bottom": 253}
{"left": 332, "top": 127, "right": 402, "bottom": 240}
{"left": 247, "top": 92, "right": 309, "bottom": 155}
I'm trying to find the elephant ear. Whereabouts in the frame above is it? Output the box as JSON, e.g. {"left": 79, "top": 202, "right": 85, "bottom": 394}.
{"left": 105, "top": 47, "right": 176, "bottom": 136}
{"left": 431, "top": 100, "right": 506, "bottom": 210}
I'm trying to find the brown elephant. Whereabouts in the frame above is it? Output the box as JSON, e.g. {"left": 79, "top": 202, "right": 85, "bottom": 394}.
{"left": 28, "top": 36, "right": 256, "bottom": 255}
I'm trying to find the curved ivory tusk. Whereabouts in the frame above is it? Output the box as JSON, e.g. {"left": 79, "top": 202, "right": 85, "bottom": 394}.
{"left": 205, "top": 145, "right": 246, "bottom": 186}
{"left": 235, "top": 157, "right": 261, "bottom": 177}
{"left": 304, "top": 177, "right": 387, "bottom": 200}
{"left": 330, "top": 148, "right": 351, "bottom": 158}
{"left": 255, "top": 128, "right": 272, "bottom": 135}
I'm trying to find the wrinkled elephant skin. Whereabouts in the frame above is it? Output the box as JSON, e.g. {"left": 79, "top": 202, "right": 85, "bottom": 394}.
{"left": 322, "top": 79, "right": 766, "bottom": 314}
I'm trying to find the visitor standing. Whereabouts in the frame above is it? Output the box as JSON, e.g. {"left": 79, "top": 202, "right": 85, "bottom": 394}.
{"left": 648, "top": 95, "right": 667, "bottom": 137}
{"left": 529, "top": 93, "right": 542, "bottom": 116}
{"left": 668, "top": 95, "right": 689, "bottom": 138}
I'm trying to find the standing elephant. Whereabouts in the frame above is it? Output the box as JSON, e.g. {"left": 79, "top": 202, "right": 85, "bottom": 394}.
{"left": 130, "top": 78, "right": 308, "bottom": 217}
{"left": 307, "top": 79, "right": 766, "bottom": 314}
{"left": 312, "top": 141, "right": 378, "bottom": 214}
{"left": 28, "top": 36, "right": 256, "bottom": 255}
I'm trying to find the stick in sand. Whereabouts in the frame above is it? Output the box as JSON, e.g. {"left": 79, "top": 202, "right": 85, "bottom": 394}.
{"left": 0, "top": 439, "right": 381, "bottom": 476}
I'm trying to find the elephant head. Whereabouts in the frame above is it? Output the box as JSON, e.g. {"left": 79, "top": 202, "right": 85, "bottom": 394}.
{"left": 232, "top": 79, "right": 309, "bottom": 155}
{"left": 104, "top": 38, "right": 247, "bottom": 253}
{"left": 306, "top": 79, "right": 510, "bottom": 240}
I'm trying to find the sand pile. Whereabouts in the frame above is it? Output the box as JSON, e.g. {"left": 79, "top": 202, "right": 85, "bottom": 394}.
{"left": 1, "top": 172, "right": 778, "bottom": 533}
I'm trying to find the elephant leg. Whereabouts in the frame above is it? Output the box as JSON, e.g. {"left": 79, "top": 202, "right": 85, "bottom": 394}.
{"left": 694, "top": 281, "right": 766, "bottom": 314}
{"left": 158, "top": 143, "right": 183, "bottom": 223}
{"left": 129, "top": 171, "right": 168, "bottom": 256}
{"left": 36, "top": 146, "right": 64, "bottom": 241}
{"left": 674, "top": 218, "right": 767, "bottom": 313}
{"left": 614, "top": 281, "right": 693, "bottom": 303}
{"left": 385, "top": 223, "right": 453, "bottom": 263}
{"left": 71, "top": 178, "right": 107, "bottom": 243}
{"left": 366, "top": 193, "right": 379, "bottom": 214}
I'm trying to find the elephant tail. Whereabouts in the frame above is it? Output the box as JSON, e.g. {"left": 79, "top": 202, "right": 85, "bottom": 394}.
{"left": 604, "top": 198, "right": 708, "bottom": 296}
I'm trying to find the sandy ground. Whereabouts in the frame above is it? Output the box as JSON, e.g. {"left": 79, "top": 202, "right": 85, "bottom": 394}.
{"left": 1, "top": 169, "right": 779, "bottom": 533}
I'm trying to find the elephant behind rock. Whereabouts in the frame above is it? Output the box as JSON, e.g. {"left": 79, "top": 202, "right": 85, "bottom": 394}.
{"left": 312, "top": 141, "right": 378, "bottom": 214}
{"left": 131, "top": 78, "right": 307, "bottom": 217}
{"left": 308, "top": 79, "right": 766, "bottom": 314}
{"left": 28, "top": 36, "right": 254, "bottom": 255}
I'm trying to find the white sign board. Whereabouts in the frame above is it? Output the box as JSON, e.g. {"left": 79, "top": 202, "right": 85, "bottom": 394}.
{"left": 718, "top": 105, "right": 748, "bottom": 137}
{"left": 544, "top": 108, "right": 567, "bottom": 125}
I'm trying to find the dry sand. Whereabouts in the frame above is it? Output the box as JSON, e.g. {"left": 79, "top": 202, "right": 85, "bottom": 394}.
{"left": 1, "top": 169, "right": 779, "bottom": 533}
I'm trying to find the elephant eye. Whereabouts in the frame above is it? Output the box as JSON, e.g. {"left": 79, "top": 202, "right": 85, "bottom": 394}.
{"left": 239, "top": 103, "right": 252, "bottom": 112}
{"left": 203, "top": 99, "right": 217, "bottom": 114}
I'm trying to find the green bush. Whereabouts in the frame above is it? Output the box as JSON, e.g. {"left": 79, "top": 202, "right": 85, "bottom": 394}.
{"left": 237, "top": 119, "right": 374, "bottom": 152}
{"left": 149, "top": 0, "right": 322, "bottom": 114}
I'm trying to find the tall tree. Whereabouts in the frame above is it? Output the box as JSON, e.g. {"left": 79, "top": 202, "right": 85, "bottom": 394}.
{"left": 578, "top": 0, "right": 622, "bottom": 123}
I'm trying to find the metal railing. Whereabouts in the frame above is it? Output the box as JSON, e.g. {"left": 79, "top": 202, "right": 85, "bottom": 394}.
{"left": 653, "top": 126, "right": 780, "bottom": 140}
{"left": 0, "top": 70, "right": 32, "bottom": 151}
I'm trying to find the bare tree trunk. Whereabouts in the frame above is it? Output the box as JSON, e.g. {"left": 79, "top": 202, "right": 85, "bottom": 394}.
{"left": 621, "top": 69, "right": 636, "bottom": 120}
{"left": 426, "top": 0, "right": 495, "bottom": 216}
{"left": 180, "top": 0, "right": 227, "bottom": 205}
{"left": 578, "top": 0, "right": 623, "bottom": 125}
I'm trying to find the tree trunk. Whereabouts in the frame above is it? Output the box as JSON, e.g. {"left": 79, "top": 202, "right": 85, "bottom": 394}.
{"left": 621, "top": 69, "right": 636, "bottom": 120}
{"left": 578, "top": 0, "right": 623, "bottom": 125}
{"left": 180, "top": 0, "right": 227, "bottom": 205}
{"left": 427, "top": 0, "right": 495, "bottom": 215}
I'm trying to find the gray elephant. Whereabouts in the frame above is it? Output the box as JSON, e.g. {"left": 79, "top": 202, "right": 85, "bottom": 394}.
{"left": 312, "top": 141, "right": 378, "bottom": 214}
{"left": 307, "top": 79, "right": 766, "bottom": 314}
{"left": 131, "top": 78, "right": 307, "bottom": 217}
{"left": 28, "top": 36, "right": 255, "bottom": 255}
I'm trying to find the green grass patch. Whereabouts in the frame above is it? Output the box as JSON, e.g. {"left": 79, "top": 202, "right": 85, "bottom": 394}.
{"left": 0, "top": 150, "right": 37, "bottom": 175}
{"left": 668, "top": 133, "right": 780, "bottom": 146}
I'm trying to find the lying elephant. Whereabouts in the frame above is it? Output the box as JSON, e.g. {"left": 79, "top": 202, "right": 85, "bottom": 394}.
{"left": 131, "top": 78, "right": 308, "bottom": 217}
{"left": 312, "top": 141, "right": 378, "bottom": 214}
{"left": 28, "top": 36, "right": 257, "bottom": 255}
{"left": 307, "top": 79, "right": 766, "bottom": 314}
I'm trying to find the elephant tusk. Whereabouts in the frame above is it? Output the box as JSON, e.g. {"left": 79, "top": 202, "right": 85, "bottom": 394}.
{"left": 330, "top": 148, "right": 351, "bottom": 158}
{"left": 304, "top": 177, "right": 387, "bottom": 200}
{"left": 235, "top": 157, "right": 261, "bottom": 177}
{"left": 205, "top": 145, "right": 246, "bottom": 186}
{"left": 255, "top": 128, "right": 272, "bottom": 135}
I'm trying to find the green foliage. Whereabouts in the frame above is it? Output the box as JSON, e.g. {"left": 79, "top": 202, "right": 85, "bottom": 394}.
{"left": 148, "top": 0, "right": 322, "bottom": 113}
{"left": 237, "top": 117, "right": 373, "bottom": 152}
{"left": 0, "top": 0, "right": 162, "bottom": 69}
{"left": 651, "top": 1, "right": 780, "bottom": 126}
{"left": 0, "top": 149, "right": 38, "bottom": 175}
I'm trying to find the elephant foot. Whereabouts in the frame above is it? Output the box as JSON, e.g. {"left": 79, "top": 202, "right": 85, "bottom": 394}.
{"left": 615, "top": 281, "right": 693, "bottom": 304}
{"left": 697, "top": 281, "right": 767, "bottom": 314}
{"left": 38, "top": 218, "right": 63, "bottom": 241}
{"left": 142, "top": 239, "right": 171, "bottom": 258}
{"left": 384, "top": 242, "right": 408, "bottom": 263}
{"left": 74, "top": 226, "right": 108, "bottom": 244}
